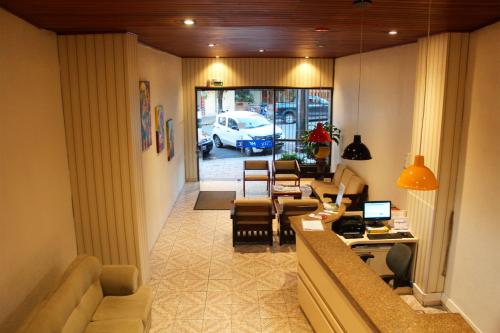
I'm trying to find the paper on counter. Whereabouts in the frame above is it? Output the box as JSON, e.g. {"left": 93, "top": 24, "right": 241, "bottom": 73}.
{"left": 302, "top": 220, "right": 324, "bottom": 231}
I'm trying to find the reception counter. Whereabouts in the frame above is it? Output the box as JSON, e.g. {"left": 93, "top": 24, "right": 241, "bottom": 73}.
{"left": 290, "top": 215, "right": 473, "bottom": 333}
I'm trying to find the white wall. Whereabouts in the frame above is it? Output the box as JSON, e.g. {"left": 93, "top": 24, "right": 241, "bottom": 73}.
{"left": 443, "top": 22, "right": 500, "bottom": 333}
{"left": 332, "top": 43, "right": 417, "bottom": 209}
{"left": 138, "top": 44, "right": 185, "bottom": 250}
{"left": 0, "top": 9, "right": 76, "bottom": 332}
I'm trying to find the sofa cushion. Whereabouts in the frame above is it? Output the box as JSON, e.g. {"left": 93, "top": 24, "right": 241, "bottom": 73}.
{"left": 274, "top": 173, "right": 299, "bottom": 181}
{"left": 332, "top": 164, "right": 346, "bottom": 186}
{"left": 84, "top": 319, "right": 144, "bottom": 333}
{"left": 19, "top": 256, "right": 103, "bottom": 333}
{"left": 339, "top": 168, "right": 354, "bottom": 188}
{"left": 92, "top": 286, "right": 153, "bottom": 327}
{"left": 345, "top": 175, "right": 365, "bottom": 195}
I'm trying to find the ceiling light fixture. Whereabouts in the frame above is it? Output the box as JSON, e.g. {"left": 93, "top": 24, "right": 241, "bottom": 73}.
{"left": 397, "top": 0, "right": 438, "bottom": 190}
{"left": 305, "top": 56, "right": 310, "bottom": 59}
{"left": 388, "top": 30, "right": 398, "bottom": 35}
{"left": 183, "top": 19, "right": 195, "bottom": 25}
{"left": 342, "top": 0, "right": 373, "bottom": 161}
{"left": 315, "top": 27, "right": 329, "bottom": 32}
{"left": 208, "top": 43, "right": 216, "bottom": 47}
{"left": 259, "top": 49, "right": 265, "bottom": 53}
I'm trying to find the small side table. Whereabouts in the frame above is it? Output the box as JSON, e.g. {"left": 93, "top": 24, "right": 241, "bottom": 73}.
{"left": 271, "top": 185, "right": 302, "bottom": 200}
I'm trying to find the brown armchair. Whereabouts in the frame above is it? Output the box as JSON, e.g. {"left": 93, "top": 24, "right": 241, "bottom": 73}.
{"left": 277, "top": 198, "right": 319, "bottom": 245}
{"left": 243, "top": 160, "right": 270, "bottom": 196}
{"left": 230, "top": 198, "right": 275, "bottom": 246}
{"left": 273, "top": 160, "right": 301, "bottom": 186}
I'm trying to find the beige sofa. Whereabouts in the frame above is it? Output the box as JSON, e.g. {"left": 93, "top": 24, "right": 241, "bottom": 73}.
{"left": 18, "top": 255, "right": 152, "bottom": 333}
{"left": 310, "top": 164, "right": 368, "bottom": 210}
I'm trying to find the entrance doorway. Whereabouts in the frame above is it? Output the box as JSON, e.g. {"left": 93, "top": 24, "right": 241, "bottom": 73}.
{"left": 196, "top": 87, "right": 332, "bottom": 181}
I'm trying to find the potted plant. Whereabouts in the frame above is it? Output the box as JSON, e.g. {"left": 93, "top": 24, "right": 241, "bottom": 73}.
{"left": 300, "top": 122, "right": 340, "bottom": 160}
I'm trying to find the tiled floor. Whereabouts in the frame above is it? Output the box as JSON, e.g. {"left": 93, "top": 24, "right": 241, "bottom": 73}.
{"left": 149, "top": 182, "right": 313, "bottom": 333}
{"left": 148, "top": 181, "right": 447, "bottom": 332}
{"left": 199, "top": 154, "right": 273, "bottom": 180}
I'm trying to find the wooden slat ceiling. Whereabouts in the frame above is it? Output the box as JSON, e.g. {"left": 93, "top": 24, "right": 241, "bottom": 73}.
{"left": 1, "top": 0, "right": 498, "bottom": 58}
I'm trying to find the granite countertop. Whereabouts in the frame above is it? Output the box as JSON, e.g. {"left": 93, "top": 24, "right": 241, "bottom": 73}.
{"left": 291, "top": 214, "right": 473, "bottom": 333}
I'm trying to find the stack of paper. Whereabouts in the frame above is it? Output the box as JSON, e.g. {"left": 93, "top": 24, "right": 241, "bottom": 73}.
{"left": 302, "top": 220, "right": 324, "bottom": 231}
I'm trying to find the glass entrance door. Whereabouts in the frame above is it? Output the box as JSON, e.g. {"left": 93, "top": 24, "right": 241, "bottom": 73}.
{"left": 196, "top": 87, "right": 332, "bottom": 181}
{"left": 273, "top": 88, "right": 332, "bottom": 168}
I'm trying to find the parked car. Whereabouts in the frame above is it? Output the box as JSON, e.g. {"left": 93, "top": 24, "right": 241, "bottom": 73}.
{"left": 212, "top": 111, "right": 283, "bottom": 156}
{"left": 197, "top": 128, "right": 213, "bottom": 157}
{"left": 276, "top": 95, "right": 330, "bottom": 124}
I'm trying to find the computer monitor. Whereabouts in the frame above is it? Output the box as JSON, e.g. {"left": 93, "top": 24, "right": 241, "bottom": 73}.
{"left": 363, "top": 201, "right": 391, "bottom": 225}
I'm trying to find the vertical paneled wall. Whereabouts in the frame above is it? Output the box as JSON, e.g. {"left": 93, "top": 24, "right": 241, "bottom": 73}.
{"left": 182, "top": 58, "right": 334, "bottom": 181}
{"left": 58, "top": 33, "right": 150, "bottom": 281}
{"left": 407, "top": 33, "right": 469, "bottom": 300}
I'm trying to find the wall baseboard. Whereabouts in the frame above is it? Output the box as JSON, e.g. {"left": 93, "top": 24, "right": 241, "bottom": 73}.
{"left": 441, "top": 295, "right": 482, "bottom": 333}
{"left": 412, "top": 283, "right": 442, "bottom": 306}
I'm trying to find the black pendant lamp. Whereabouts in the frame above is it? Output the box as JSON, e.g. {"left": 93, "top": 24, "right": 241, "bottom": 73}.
{"left": 342, "top": 0, "right": 372, "bottom": 161}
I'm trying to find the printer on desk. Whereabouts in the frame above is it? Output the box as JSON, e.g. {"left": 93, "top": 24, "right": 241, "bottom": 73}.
{"left": 332, "top": 215, "right": 365, "bottom": 238}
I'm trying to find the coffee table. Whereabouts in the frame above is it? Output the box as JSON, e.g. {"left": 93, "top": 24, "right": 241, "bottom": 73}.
{"left": 271, "top": 185, "right": 302, "bottom": 200}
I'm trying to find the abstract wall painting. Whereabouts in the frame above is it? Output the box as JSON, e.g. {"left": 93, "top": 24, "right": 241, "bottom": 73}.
{"left": 166, "top": 119, "right": 175, "bottom": 161}
{"left": 155, "top": 105, "right": 165, "bottom": 153}
{"left": 140, "top": 81, "right": 152, "bottom": 151}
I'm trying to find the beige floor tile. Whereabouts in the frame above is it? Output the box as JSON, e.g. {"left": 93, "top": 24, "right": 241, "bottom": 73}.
{"left": 261, "top": 318, "right": 291, "bottom": 333}
{"left": 149, "top": 319, "right": 176, "bottom": 333}
{"left": 208, "top": 279, "right": 233, "bottom": 291}
{"left": 231, "top": 319, "right": 262, "bottom": 333}
{"left": 204, "top": 302, "right": 232, "bottom": 319}
{"left": 259, "top": 303, "right": 289, "bottom": 318}
{"left": 174, "top": 320, "right": 204, "bottom": 333}
{"left": 231, "top": 291, "right": 259, "bottom": 304}
{"left": 231, "top": 303, "right": 261, "bottom": 320}
{"left": 258, "top": 290, "right": 286, "bottom": 304}
{"left": 185, "top": 268, "right": 210, "bottom": 280}
{"left": 202, "top": 319, "right": 231, "bottom": 333}
{"left": 289, "top": 317, "right": 314, "bottom": 332}
{"left": 176, "top": 302, "right": 205, "bottom": 320}
{"left": 232, "top": 277, "right": 258, "bottom": 291}
{"left": 182, "top": 279, "right": 209, "bottom": 292}
{"left": 206, "top": 291, "right": 232, "bottom": 304}
{"left": 177, "top": 292, "right": 207, "bottom": 306}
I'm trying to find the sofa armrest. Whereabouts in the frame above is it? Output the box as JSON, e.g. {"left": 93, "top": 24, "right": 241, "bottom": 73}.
{"left": 100, "top": 265, "right": 138, "bottom": 296}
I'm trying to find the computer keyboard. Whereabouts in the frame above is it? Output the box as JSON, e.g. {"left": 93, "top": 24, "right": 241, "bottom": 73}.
{"left": 367, "top": 233, "right": 403, "bottom": 240}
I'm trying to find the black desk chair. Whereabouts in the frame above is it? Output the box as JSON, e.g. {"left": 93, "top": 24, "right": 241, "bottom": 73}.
{"left": 359, "top": 243, "right": 413, "bottom": 289}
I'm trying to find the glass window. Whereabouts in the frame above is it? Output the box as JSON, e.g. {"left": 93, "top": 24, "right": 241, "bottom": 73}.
{"left": 237, "top": 116, "right": 270, "bottom": 129}
{"left": 218, "top": 117, "right": 226, "bottom": 126}
{"left": 228, "top": 118, "right": 238, "bottom": 129}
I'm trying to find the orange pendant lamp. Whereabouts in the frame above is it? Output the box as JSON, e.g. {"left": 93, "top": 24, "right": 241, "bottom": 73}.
{"left": 397, "top": 0, "right": 438, "bottom": 191}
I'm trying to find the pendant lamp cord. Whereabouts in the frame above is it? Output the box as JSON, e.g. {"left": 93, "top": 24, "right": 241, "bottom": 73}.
{"left": 418, "top": 0, "right": 432, "bottom": 154}
{"left": 356, "top": 7, "right": 365, "bottom": 135}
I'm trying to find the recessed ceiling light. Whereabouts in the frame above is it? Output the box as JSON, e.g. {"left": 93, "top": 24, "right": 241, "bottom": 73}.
{"left": 183, "top": 19, "right": 195, "bottom": 25}
{"left": 208, "top": 43, "right": 216, "bottom": 47}
{"left": 315, "top": 27, "right": 329, "bottom": 32}
{"left": 259, "top": 49, "right": 265, "bottom": 53}
{"left": 388, "top": 30, "right": 398, "bottom": 35}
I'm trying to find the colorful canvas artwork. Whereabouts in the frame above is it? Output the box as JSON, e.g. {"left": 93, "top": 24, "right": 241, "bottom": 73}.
{"left": 140, "top": 81, "right": 152, "bottom": 151}
{"left": 166, "top": 119, "right": 175, "bottom": 161}
{"left": 155, "top": 105, "right": 165, "bottom": 153}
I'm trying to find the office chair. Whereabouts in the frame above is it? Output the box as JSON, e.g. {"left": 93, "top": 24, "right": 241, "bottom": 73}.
{"left": 359, "top": 243, "right": 413, "bottom": 289}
